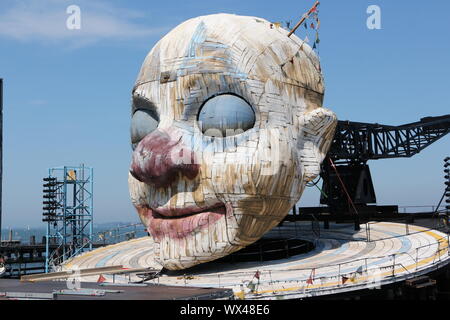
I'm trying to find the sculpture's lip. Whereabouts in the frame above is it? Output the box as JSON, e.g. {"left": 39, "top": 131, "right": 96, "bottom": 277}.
{"left": 152, "top": 203, "right": 225, "bottom": 218}
{"left": 138, "top": 203, "right": 229, "bottom": 240}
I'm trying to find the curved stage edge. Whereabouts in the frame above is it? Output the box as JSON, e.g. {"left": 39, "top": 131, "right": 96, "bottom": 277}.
{"left": 63, "top": 221, "right": 450, "bottom": 300}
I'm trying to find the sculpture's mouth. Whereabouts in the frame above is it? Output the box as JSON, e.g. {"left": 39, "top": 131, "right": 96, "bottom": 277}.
{"left": 152, "top": 204, "right": 225, "bottom": 218}
{"left": 138, "top": 203, "right": 227, "bottom": 240}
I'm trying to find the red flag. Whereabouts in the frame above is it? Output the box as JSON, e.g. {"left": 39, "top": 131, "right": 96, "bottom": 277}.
{"left": 342, "top": 276, "right": 349, "bottom": 284}
{"left": 306, "top": 268, "right": 316, "bottom": 285}
{"left": 255, "top": 270, "right": 260, "bottom": 280}
{"left": 97, "top": 274, "right": 106, "bottom": 283}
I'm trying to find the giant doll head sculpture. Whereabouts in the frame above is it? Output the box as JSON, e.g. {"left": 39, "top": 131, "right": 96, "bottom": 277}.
{"left": 129, "top": 14, "right": 337, "bottom": 270}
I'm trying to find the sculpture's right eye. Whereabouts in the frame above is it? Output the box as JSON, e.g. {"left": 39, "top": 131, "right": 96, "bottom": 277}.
{"left": 131, "top": 109, "right": 159, "bottom": 149}
{"left": 197, "top": 94, "right": 255, "bottom": 137}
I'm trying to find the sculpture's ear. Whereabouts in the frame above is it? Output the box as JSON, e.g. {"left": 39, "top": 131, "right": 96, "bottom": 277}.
{"left": 298, "top": 108, "right": 337, "bottom": 182}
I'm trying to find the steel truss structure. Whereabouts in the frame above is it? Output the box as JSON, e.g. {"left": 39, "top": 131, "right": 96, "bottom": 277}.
{"left": 329, "top": 115, "right": 450, "bottom": 163}
{"left": 319, "top": 115, "right": 450, "bottom": 217}
{"left": 43, "top": 165, "right": 93, "bottom": 272}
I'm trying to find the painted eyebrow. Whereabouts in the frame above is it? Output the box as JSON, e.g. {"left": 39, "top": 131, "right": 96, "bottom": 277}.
{"left": 132, "top": 94, "right": 159, "bottom": 121}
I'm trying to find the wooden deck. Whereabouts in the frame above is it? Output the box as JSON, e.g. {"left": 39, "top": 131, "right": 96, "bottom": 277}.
{"left": 0, "top": 279, "right": 233, "bottom": 300}
{"left": 62, "top": 221, "right": 450, "bottom": 300}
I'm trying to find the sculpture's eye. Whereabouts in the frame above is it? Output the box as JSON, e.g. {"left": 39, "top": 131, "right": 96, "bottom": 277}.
{"left": 198, "top": 94, "right": 255, "bottom": 137}
{"left": 131, "top": 109, "right": 159, "bottom": 149}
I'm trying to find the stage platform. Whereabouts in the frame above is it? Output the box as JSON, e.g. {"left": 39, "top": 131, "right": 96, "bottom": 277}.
{"left": 0, "top": 278, "right": 233, "bottom": 300}
{"left": 61, "top": 221, "right": 450, "bottom": 300}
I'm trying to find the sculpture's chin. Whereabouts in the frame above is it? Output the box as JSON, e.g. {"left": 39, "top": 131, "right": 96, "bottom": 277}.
{"left": 136, "top": 204, "right": 227, "bottom": 241}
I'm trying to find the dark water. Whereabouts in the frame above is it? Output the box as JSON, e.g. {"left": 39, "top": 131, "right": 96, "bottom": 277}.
{"left": 0, "top": 222, "right": 148, "bottom": 278}
{"left": 1, "top": 221, "right": 146, "bottom": 245}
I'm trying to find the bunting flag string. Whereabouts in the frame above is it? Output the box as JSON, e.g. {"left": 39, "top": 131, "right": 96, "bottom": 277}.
{"left": 312, "top": 4, "right": 320, "bottom": 53}
{"left": 287, "top": 1, "right": 320, "bottom": 38}
{"left": 342, "top": 275, "right": 349, "bottom": 284}
{"left": 303, "top": 2, "right": 321, "bottom": 53}
{"left": 283, "top": 2, "right": 322, "bottom": 52}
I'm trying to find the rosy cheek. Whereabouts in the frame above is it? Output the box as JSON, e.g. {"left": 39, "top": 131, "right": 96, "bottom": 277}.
{"left": 135, "top": 205, "right": 151, "bottom": 226}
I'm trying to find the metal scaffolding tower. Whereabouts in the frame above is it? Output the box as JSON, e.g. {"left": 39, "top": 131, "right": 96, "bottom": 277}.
{"left": 42, "top": 165, "right": 93, "bottom": 272}
{"left": 443, "top": 157, "right": 450, "bottom": 214}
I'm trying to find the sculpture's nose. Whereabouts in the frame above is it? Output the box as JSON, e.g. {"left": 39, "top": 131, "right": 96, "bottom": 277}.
{"left": 130, "top": 129, "right": 199, "bottom": 188}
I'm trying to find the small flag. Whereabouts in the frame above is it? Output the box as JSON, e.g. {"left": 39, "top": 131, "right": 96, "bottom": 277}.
{"left": 356, "top": 266, "right": 364, "bottom": 275}
{"left": 247, "top": 281, "right": 256, "bottom": 292}
{"left": 97, "top": 274, "right": 106, "bottom": 283}
{"left": 310, "top": 22, "right": 315, "bottom": 29}
{"left": 306, "top": 268, "right": 316, "bottom": 285}
{"left": 342, "top": 276, "right": 349, "bottom": 284}
{"left": 255, "top": 270, "right": 260, "bottom": 280}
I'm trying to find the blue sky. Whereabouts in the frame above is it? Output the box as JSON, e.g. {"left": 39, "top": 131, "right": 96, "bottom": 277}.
{"left": 0, "top": 0, "right": 449, "bottom": 228}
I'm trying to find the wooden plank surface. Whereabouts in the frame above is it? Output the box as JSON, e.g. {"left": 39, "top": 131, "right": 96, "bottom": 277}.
{"left": 62, "top": 222, "right": 450, "bottom": 299}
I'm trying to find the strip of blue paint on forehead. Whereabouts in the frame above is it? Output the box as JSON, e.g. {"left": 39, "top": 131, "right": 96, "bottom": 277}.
{"left": 187, "top": 21, "right": 207, "bottom": 58}
{"left": 177, "top": 19, "right": 248, "bottom": 80}
{"left": 176, "top": 21, "right": 207, "bottom": 76}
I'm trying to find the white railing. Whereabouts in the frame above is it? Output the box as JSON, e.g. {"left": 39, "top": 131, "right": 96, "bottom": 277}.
{"left": 168, "top": 227, "right": 450, "bottom": 299}
{"left": 399, "top": 205, "right": 447, "bottom": 213}
{"left": 95, "top": 223, "right": 147, "bottom": 245}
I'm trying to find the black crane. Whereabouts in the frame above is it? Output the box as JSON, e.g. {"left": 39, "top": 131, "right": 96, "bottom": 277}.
{"left": 317, "top": 114, "right": 450, "bottom": 218}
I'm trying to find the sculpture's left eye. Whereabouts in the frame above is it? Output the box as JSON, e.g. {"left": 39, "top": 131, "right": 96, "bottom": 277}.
{"left": 131, "top": 109, "right": 159, "bottom": 149}
{"left": 198, "top": 94, "right": 255, "bottom": 137}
